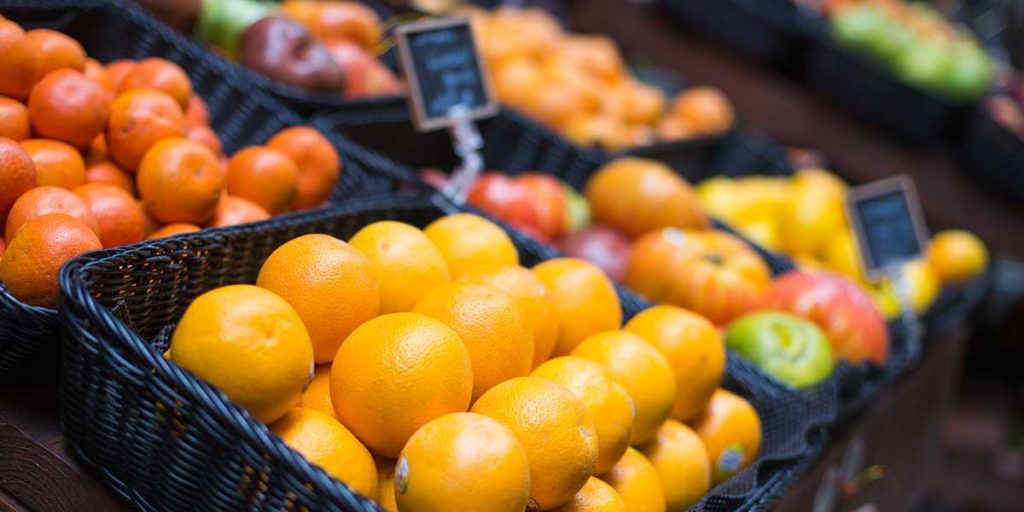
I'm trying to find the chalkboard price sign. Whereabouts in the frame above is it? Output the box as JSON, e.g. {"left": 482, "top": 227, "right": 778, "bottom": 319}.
{"left": 845, "top": 175, "right": 929, "bottom": 280}
{"left": 395, "top": 17, "right": 498, "bottom": 132}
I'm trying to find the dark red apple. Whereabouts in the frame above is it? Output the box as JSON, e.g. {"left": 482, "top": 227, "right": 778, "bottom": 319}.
{"left": 559, "top": 225, "right": 632, "bottom": 282}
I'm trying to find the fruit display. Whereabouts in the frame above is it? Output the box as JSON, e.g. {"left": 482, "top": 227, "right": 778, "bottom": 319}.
{"left": 166, "top": 212, "right": 764, "bottom": 511}
{"left": 0, "top": 19, "right": 342, "bottom": 309}
{"left": 134, "top": 0, "right": 404, "bottom": 99}
{"left": 467, "top": 6, "right": 736, "bottom": 151}
{"left": 725, "top": 312, "right": 835, "bottom": 389}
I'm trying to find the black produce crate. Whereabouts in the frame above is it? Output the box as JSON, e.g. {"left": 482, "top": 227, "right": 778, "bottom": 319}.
{"left": 60, "top": 192, "right": 831, "bottom": 512}
{"left": 0, "top": 0, "right": 413, "bottom": 379}
{"left": 957, "top": 106, "right": 1024, "bottom": 206}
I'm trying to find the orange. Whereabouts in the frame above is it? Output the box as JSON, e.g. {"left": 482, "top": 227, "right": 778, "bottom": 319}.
{"left": 225, "top": 146, "right": 299, "bottom": 215}
{"left": 146, "top": 223, "right": 200, "bottom": 240}
{"left": 637, "top": 419, "right": 710, "bottom": 512}
{"left": 299, "top": 365, "right": 335, "bottom": 418}
{"left": 375, "top": 457, "right": 398, "bottom": 512}
{"left": 169, "top": 284, "right": 313, "bottom": 424}
{"left": 471, "top": 377, "right": 598, "bottom": 510}
{"left": 549, "top": 477, "right": 625, "bottom": 512}
{"left": 106, "top": 89, "right": 186, "bottom": 172}
{"left": 0, "top": 213, "right": 101, "bottom": 307}
{"left": 209, "top": 195, "right": 270, "bottom": 228}
{"left": 73, "top": 183, "right": 145, "bottom": 248}
{"left": 103, "top": 60, "right": 136, "bottom": 92}
{"left": 257, "top": 234, "right": 380, "bottom": 363}
{"left": 330, "top": 313, "right": 472, "bottom": 458}
{"left": 281, "top": 1, "right": 383, "bottom": 50}
{"left": 396, "top": 413, "right": 530, "bottom": 512}
{"left": 671, "top": 87, "right": 734, "bottom": 135}
{"left": 86, "top": 133, "right": 107, "bottom": 163}
{"left": 138, "top": 199, "right": 157, "bottom": 236}
{"left": 623, "top": 81, "right": 666, "bottom": 125}
{"left": 348, "top": 221, "right": 450, "bottom": 313}
{"left": 463, "top": 266, "right": 559, "bottom": 367}
{"left": 184, "top": 93, "right": 209, "bottom": 128}
{"left": 21, "top": 138, "right": 86, "bottom": 189}
{"left": 0, "top": 19, "right": 38, "bottom": 100}
{"left": 599, "top": 448, "right": 665, "bottom": 512}
{"left": 0, "top": 137, "right": 36, "bottom": 216}
{"left": 692, "top": 389, "right": 761, "bottom": 485}
{"left": 186, "top": 125, "right": 222, "bottom": 157}
{"left": 266, "top": 126, "right": 341, "bottom": 209}
{"left": 423, "top": 213, "right": 518, "bottom": 279}
{"left": 532, "top": 258, "right": 622, "bottom": 356}
{"left": 5, "top": 186, "right": 99, "bottom": 241}
{"left": 927, "top": 229, "right": 989, "bottom": 284}
{"left": 83, "top": 58, "right": 110, "bottom": 91}
{"left": 137, "top": 138, "right": 223, "bottom": 225}
{"left": 0, "top": 96, "right": 29, "bottom": 140}
{"left": 532, "top": 356, "right": 634, "bottom": 475}
{"left": 413, "top": 281, "right": 533, "bottom": 400}
{"left": 85, "top": 161, "right": 136, "bottom": 195}
{"left": 571, "top": 330, "right": 676, "bottom": 446}
{"left": 28, "top": 69, "right": 110, "bottom": 149}
{"left": 624, "top": 305, "right": 725, "bottom": 421}
{"left": 655, "top": 115, "right": 698, "bottom": 141}
{"left": 119, "top": 57, "right": 192, "bottom": 109}
{"left": 25, "top": 29, "right": 85, "bottom": 82}
{"left": 270, "top": 407, "right": 378, "bottom": 498}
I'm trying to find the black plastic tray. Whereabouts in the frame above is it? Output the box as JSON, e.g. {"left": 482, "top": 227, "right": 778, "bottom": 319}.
{"left": 957, "top": 105, "right": 1024, "bottom": 206}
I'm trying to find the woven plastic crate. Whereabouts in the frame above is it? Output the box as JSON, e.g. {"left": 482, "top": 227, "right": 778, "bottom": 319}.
{"left": 957, "top": 106, "right": 1024, "bottom": 205}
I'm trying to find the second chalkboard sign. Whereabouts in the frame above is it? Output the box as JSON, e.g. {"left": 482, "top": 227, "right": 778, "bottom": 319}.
{"left": 845, "top": 175, "right": 929, "bottom": 280}
{"left": 395, "top": 17, "right": 498, "bottom": 132}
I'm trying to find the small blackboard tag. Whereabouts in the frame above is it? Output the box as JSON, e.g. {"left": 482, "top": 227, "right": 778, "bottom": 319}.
{"left": 845, "top": 175, "right": 929, "bottom": 280}
{"left": 394, "top": 17, "right": 498, "bottom": 132}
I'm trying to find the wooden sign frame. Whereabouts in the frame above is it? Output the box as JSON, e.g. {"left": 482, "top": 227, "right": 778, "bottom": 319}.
{"left": 845, "top": 174, "right": 929, "bottom": 281}
{"left": 394, "top": 16, "right": 498, "bottom": 132}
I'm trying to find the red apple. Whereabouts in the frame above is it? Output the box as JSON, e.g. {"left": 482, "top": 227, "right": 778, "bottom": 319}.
{"left": 467, "top": 172, "right": 537, "bottom": 228}
{"left": 517, "top": 173, "right": 568, "bottom": 239}
{"left": 325, "top": 39, "right": 405, "bottom": 99}
{"left": 559, "top": 225, "right": 632, "bottom": 282}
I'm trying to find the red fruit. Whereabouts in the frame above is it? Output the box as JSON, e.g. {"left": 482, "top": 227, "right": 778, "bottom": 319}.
{"left": 559, "top": 225, "right": 631, "bottom": 282}
{"left": 517, "top": 173, "right": 567, "bottom": 239}
{"left": 466, "top": 172, "right": 536, "bottom": 228}
{"left": 325, "top": 40, "right": 405, "bottom": 99}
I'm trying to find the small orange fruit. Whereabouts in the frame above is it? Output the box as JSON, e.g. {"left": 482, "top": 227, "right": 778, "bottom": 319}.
{"left": 258, "top": 234, "right": 380, "bottom": 363}
{"left": 396, "top": 413, "right": 531, "bottom": 512}
{"left": 0, "top": 96, "right": 30, "bottom": 140}
{"left": 185, "top": 125, "right": 222, "bottom": 157}
{"left": 599, "top": 448, "right": 665, "bottom": 512}
{"left": 624, "top": 305, "right": 725, "bottom": 421}
{"left": 0, "top": 19, "right": 38, "bottom": 100}
{"left": 375, "top": 457, "right": 398, "bottom": 512}
{"left": 266, "top": 126, "right": 341, "bottom": 209}
{"left": 299, "top": 365, "right": 334, "bottom": 418}
{"left": 423, "top": 213, "right": 519, "bottom": 279}
{"left": 106, "top": 89, "right": 186, "bottom": 172}
{"left": 0, "top": 137, "right": 36, "bottom": 216}
{"left": 270, "top": 407, "right": 378, "bottom": 498}
{"left": 119, "top": 57, "right": 192, "bottom": 109}
{"left": 672, "top": 87, "right": 734, "bottom": 135}
{"left": 138, "top": 199, "right": 157, "bottom": 235}
{"left": 24, "top": 29, "right": 85, "bottom": 82}
{"left": 0, "top": 213, "right": 101, "bottom": 307}
{"left": 73, "top": 183, "right": 145, "bottom": 248}
{"left": 331, "top": 313, "right": 472, "bottom": 458}
{"left": 5, "top": 186, "right": 99, "bottom": 241}
{"left": 927, "top": 229, "right": 989, "bottom": 284}
{"left": 21, "top": 138, "right": 86, "bottom": 189}
{"left": 571, "top": 330, "right": 676, "bottom": 446}
{"left": 208, "top": 195, "right": 270, "bottom": 228}
{"left": 85, "top": 161, "right": 135, "bottom": 195}
{"left": 638, "top": 419, "right": 710, "bottom": 511}
{"left": 137, "top": 138, "right": 223, "bottom": 225}
{"left": 103, "top": 59, "right": 136, "bottom": 91}
{"left": 348, "top": 221, "right": 450, "bottom": 313}
{"left": 184, "top": 93, "right": 209, "bottom": 127}
{"left": 83, "top": 58, "right": 110, "bottom": 90}
{"left": 463, "top": 266, "right": 560, "bottom": 367}
{"left": 471, "top": 376, "right": 599, "bottom": 510}
{"left": 533, "top": 258, "right": 622, "bottom": 356}
{"left": 549, "top": 477, "right": 625, "bottom": 512}
{"left": 655, "top": 115, "right": 698, "bottom": 141}
{"left": 532, "top": 356, "right": 634, "bottom": 474}
{"left": 169, "top": 284, "right": 313, "bottom": 424}
{"left": 28, "top": 69, "right": 110, "bottom": 149}
{"left": 692, "top": 389, "right": 761, "bottom": 485}
{"left": 146, "top": 223, "right": 200, "bottom": 240}
{"left": 414, "top": 281, "right": 533, "bottom": 400}
{"left": 225, "top": 146, "right": 299, "bottom": 215}
{"left": 86, "top": 133, "right": 107, "bottom": 163}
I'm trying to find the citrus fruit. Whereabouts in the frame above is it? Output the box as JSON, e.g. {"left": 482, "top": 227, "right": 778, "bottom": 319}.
{"left": 533, "top": 258, "right": 622, "bottom": 356}
{"left": 330, "top": 313, "right": 473, "bottom": 458}
{"left": 0, "top": 96, "right": 30, "bottom": 140}
{"left": 549, "top": 477, "right": 625, "bottom": 512}
{"left": 671, "top": 87, "right": 734, "bottom": 135}
{"left": 655, "top": 115, "right": 697, "bottom": 141}
{"left": 225, "top": 146, "right": 299, "bottom": 215}
{"left": 423, "top": 213, "right": 518, "bottom": 279}
{"left": 21, "top": 138, "right": 86, "bottom": 189}
{"left": 85, "top": 161, "right": 135, "bottom": 195}
{"left": 375, "top": 457, "right": 398, "bottom": 512}
{"left": 5, "top": 186, "right": 99, "bottom": 241}
{"left": 624, "top": 305, "right": 725, "bottom": 421}
{"left": 824, "top": 230, "right": 866, "bottom": 284}
{"left": 186, "top": 125, "right": 222, "bottom": 157}
{"left": 28, "top": 69, "right": 111, "bottom": 150}
{"left": 463, "top": 266, "right": 559, "bottom": 367}
{"left": 103, "top": 60, "right": 135, "bottom": 91}
{"left": 119, "top": 57, "right": 192, "bottom": 109}
{"left": 0, "top": 137, "right": 36, "bottom": 216}
{"left": 471, "top": 376, "right": 598, "bottom": 510}
{"left": 106, "top": 89, "right": 186, "bottom": 172}
{"left": 395, "top": 412, "right": 530, "bottom": 512}
{"left": 137, "top": 138, "right": 223, "bottom": 225}
{"left": 86, "top": 133, "right": 107, "bottom": 163}
{"left": 899, "top": 258, "right": 941, "bottom": 315}
{"left": 0, "top": 213, "right": 101, "bottom": 307}
{"left": 257, "top": 234, "right": 380, "bottom": 363}
{"left": 299, "top": 365, "right": 334, "bottom": 418}
{"left": 349, "top": 221, "right": 450, "bottom": 313}
{"left": 571, "top": 330, "right": 676, "bottom": 446}
{"left": 147, "top": 223, "right": 200, "bottom": 239}
{"left": 531, "top": 356, "right": 634, "bottom": 474}
{"left": 169, "top": 284, "right": 313, "bottom": 424}
{"left": 413, "top": 281, "right": 533, "bottom": 400}
{"left": 83, "top": 58, "right": 110, "bottom": 91}
{"left": 692, "top": 389, "right": 761, "bottom": 485}
{"left": 25, "top": 29, "right": 85, "bottom": 82}
{"left": 266, "top": 126, "right": 341, "bottom": 209}
{"left": 270, "top": 407, "right": 377, "bottom": 498}
{"left": 209, "top": 195, "right": 270, "bottom": 228}
{"left": 927, "top": 229, "right": 989, "bottom": 284}
{"left": 184, "top": 93, "right": 208, "bottom": 127}
{"left": 599, "top": 447, "right": 665, "bottom": 512}
{"left": 637, "top": 419, "right": 710, "bottom": 512}
{"left": 0, "top": 19, "right": 38, "bottom": 100}
{"left": 73, "top": 183, "right": 145, "bottom": 247}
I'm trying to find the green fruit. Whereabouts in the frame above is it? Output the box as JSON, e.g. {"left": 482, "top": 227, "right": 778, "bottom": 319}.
{"left": 831, "top": 5, "right": 886, "bottom": 52}
{"left": 943, "top": 43, "right": 994, "bottom": 102}
{"left": 865, "top": 18, "right": 915, "bottom": 64}
{"left": 561, "top": 184, "right": 591, "bottom": 233}
{"left": 725, "top": 312, "right": 835, "bottom": 389}
{"left": 195, "top": 0, "right": 279, "bottom": 58}
{"left": 895, "top": 39, "right": 953, "bottom": 93}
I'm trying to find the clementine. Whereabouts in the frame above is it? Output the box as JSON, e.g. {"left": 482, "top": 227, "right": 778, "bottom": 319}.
{"left": 225, "top": 146, "right": 299, "bottom": 215}
{"left": 136, "top": 138, "right": 223, "bottom": 225}
{"left": 209, "top": 195, "right": 270, "bottom": 228}
{"left": 25, "top": 29, "right": 85, "bottom": 82}
{"left": 73, "top": 183, "right": 145, "bottom": 248}
{"left": 0, "top": 96, "right": 29, "bottom": 140}
{"left": 85, "top": 161, "right": 135, "bottom": 195}
{"left": 0, "top": 213, "right": 101, "bottom": 307}
{"left": 28, "top": 69, "right": 111, "bottom": 149}
{"left": 0, "top": 137, "right": 36, "bottom": 216}
{"left": 266, "top": 126, "right": 341, "bottom": 209}
{"left": 119, "top": 57, "right": 192, "bottom": 109}
{"left": 0, "top": 19, "right": 38, "bottom": 100}
{"left": 20, "top": 138, "right": 86, "bottom": 189}
{"left": 106, "top": 89, "right": 186, "bottom": 172}
{"left": 5, "top": 186, "right": 99, "bottom": 241}
{"left": 146, "top": 222, "right": 200, "bottom": 240}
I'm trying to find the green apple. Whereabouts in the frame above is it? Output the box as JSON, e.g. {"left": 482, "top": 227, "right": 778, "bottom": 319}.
{"left": 831, "top": 5, "right": 887, "bottom": 52}
{"left": 725, "top": 312, "right": 835, "bottom": 389}
{"left": 943, "top": 42, "right": 994, "bottom": 102}
{"left": 895, "top": 38, "right": 953, "bottom": 93}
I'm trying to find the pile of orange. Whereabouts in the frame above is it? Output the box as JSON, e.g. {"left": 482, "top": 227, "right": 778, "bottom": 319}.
{"left": 169, "top": 212, "right": 762, "bottom": 511}
{"left": 0, "top": 19, "right": 341, "bottom": 308}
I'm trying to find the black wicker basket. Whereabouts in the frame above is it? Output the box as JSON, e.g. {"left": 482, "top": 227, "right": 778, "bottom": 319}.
{"left": 957, "top": 105, "right": 1024, "bottom": 205}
